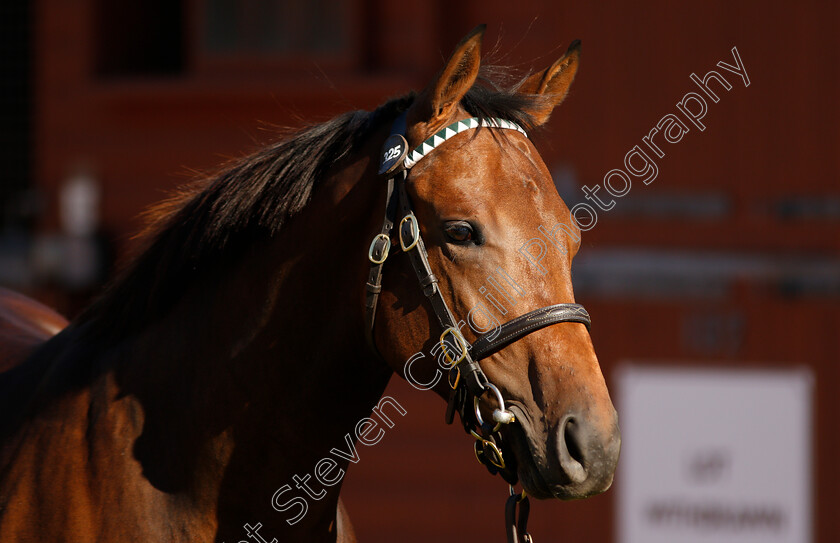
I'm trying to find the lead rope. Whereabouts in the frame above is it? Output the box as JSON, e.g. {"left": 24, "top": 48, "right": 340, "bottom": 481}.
{"left": 506, "top": 486, "right": 533, "bottom": 543}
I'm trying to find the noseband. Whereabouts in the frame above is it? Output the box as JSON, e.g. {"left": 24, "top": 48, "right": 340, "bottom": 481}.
{"left": 364, "top": 111, "right": 592, "bottom": 542}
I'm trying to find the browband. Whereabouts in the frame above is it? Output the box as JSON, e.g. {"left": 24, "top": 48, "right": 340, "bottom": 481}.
{"left": 403, "top": 117, "right": 528, "bottom": 169}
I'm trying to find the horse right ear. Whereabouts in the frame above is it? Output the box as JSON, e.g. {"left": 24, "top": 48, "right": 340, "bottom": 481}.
{"left": 413, "top": 25, "right": 485, "bottom": 125}
{"left": 517, "top": 40, "right": 581, "bottom": 126}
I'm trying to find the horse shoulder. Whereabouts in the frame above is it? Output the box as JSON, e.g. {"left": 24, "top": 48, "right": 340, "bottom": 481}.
{"left": 0, "top": 288, "right": 68, "bottom": 373}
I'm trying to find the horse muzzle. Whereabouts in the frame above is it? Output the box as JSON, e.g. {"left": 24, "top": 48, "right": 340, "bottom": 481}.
{"left": 509, "top": 404, "right": 621, "bottom": 500}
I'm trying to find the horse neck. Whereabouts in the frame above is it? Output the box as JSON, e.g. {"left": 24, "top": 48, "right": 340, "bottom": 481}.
{"left": 80, "top": 142, "right": 392, "bottom": 532}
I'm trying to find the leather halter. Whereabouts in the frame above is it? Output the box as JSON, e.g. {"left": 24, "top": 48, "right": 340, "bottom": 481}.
{"left": 364, "top": 111, "right": 592, "bottom": 542}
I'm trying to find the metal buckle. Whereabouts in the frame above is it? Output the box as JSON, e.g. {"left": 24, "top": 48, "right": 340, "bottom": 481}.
{"left": 440, "top": 327, "right": 468, "bottom": 367}
{"left": 473, "top": 439, "right": 484, "bottom": 464}
{"left": 448, "top": 367, "right": 461, "bottom": 390}
{"left": 484, "top": 439, "right": 505, "bottom": 468}
{"left": 368, "top": 233, "right": 391, "bottom": 264}
{"left": 474, "top": 383, "right": 515, "bottom": 432}
{"left": 471, "top": 430, "right": 505, "bottom": 469}
{"left": 399, "top": 213, "right": 419, "bottom": 251}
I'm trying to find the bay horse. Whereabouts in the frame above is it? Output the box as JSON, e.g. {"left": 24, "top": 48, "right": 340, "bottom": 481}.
{"left": 0, "top": 26, "right": 619, "bottom": 542}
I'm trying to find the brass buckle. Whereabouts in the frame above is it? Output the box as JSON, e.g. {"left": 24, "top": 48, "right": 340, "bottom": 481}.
{"left": 399, "top": 213, "right": 420, "bottom": 251}
{"left": 473, "top": 439, "right": 484, "bottom": 464}
{"left": 440, "top": 327, "right": 468, "bottom": 367}
{"left": 368, "top": 233, "right": 391, "bottom": 264}
{"left": 471, "top": 430, "right": 505, "bottom": 469}
{"left": 448, "top": 367, "right": 461, "bottom": 390}
{"left": 484, "top": 439, "right": 505, "bottom": 469}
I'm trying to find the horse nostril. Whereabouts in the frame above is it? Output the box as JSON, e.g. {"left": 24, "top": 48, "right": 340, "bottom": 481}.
{"left": 564, "top": 418, "right": 585, "bottom": 466}
{"left": 557, "top": 415, "right": 588, "bottom": 484}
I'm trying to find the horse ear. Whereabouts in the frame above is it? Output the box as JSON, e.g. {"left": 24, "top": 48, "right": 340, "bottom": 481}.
{"left": 416, "top": 24, "right": 485, "bottom": 123}
{"left": 518, "top": 40, "right": 581, "bottom": 125}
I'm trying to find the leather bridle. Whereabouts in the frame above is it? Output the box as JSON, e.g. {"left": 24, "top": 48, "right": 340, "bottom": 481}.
{"left": 364, "top": 111, "right": 592, "bottom": 543}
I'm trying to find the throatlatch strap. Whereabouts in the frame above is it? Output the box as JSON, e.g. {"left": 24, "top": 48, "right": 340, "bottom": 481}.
{"left": 471, "top": 304, "right": 591, "bottom": 361}
{"left": 364, "top": 170, "right": 403, "bottom": 352}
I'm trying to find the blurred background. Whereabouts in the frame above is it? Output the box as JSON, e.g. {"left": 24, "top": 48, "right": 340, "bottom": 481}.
{"left": 0, "top": 1, "right": 837, "bottom": 542}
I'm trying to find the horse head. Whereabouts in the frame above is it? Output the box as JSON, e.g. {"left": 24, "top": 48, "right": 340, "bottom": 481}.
{"left": 370, "top": 26, "right": 620, "bottom": 500}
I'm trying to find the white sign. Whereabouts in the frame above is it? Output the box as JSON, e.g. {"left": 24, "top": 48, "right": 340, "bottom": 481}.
{"left": 615, "top": 366, "right": 812, "bottom": 543}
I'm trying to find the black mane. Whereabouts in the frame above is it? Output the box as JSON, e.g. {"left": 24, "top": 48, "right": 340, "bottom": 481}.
{"left": 75, "top": 67, "right": 546, "bottom": 338}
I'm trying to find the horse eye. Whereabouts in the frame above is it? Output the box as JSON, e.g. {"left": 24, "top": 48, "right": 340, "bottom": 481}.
{"left": 443, "top": 221, "right": 474, "bottom": 243}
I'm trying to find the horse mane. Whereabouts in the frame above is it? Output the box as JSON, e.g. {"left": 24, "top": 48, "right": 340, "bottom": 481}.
{"left": 73, "top": 66, "right": 547, "bottom": 340}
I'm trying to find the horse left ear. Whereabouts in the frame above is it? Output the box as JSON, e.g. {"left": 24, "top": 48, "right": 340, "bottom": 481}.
{"left": 518, "top": 40, "right": 581, "bottom": 125}
{"left": 415, "top": 24, "right": 485, "bottom": 124}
